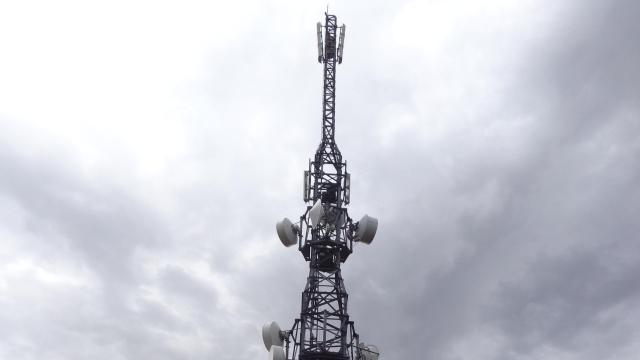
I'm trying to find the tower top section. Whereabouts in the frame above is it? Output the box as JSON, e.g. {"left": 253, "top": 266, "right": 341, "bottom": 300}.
{"left": 315, "top": 13, "right": 345, "bottom": 148}
{"left": 317, "top": 13, "right": 346, "bottom": 64}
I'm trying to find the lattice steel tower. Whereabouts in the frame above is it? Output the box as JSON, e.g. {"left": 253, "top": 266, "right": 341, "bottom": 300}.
{"left": 263, "top": 13, "right": 380, "bottom": 360}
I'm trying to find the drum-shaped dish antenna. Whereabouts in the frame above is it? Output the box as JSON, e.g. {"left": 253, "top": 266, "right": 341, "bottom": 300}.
{"left": 261, "top": 321, "right": 284, "bottom": 350}
{"left": 355, "top": 214, "right": 378, "bottom": 244}
{"left": 269, "top": 345, "right": 286, "bottom": 360}
{"left": 276, "top": 218, "right": 298, "bottom": 247}
{"left": 359, "top": 344, "right": 379, "bottom": 360}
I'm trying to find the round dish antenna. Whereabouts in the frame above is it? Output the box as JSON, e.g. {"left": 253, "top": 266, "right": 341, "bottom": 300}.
{"left": 276, "top": 218, "right": 298, "bottom": 247}
{"left": 261, "top": 321, "right": 284, "bottom": 350}
{"left": 269, "top": 345, "right": 286, "bottom": 360}
{"left": 355, "top": 214, "right": 378, "bottom": 244}
{"left": 359, "top": 343, "right": 380, "bottom": 360}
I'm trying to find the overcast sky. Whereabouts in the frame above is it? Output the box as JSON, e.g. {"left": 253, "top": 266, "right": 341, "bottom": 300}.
{"left": 1, "top": 0, "right": 639, "bottom": 359}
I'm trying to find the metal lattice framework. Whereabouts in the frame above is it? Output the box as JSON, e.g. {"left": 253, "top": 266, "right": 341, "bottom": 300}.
{"left": 276, "top": 13, "right": 379, "bottom": 360}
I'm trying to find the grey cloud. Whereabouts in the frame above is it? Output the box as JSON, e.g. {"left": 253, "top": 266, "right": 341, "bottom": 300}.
{"left": 159, "top": 265, "right": 218, "bottom": 309}
{"left": 1, "top": 0, "right": 640, "bottom": 359}
{"left": 490, "top": 243, "right": 640, "bottom": 356}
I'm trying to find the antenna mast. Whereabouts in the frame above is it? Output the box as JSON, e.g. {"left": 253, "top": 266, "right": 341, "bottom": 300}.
{"left": 265, "top": 13, "right": 380, "bottom": 360}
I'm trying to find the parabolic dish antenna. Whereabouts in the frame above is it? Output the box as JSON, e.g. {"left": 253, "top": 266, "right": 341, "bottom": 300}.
{"left": 269, "top": 345, "right": 286, "bottom": 360}
{"left": 359, "top": 344, "right": 380, "bottom": 360}
{"left": 355, "top": 214, "right": 378, "bottom": 244}
{"left": 276, "top": 218, "right": 298, "bottom": 247}
{"left": 261, "top": 321, "right": 284, "bottom": 350}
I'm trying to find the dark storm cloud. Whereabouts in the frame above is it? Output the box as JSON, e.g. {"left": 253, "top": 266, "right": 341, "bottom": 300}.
{"left": 491, "top": 244, "right": 640, "bottom": 357}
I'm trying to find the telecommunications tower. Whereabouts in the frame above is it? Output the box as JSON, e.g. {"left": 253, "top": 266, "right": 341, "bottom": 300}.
{"left": 262, "top": 13, "right": 380, "bottom": 360}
